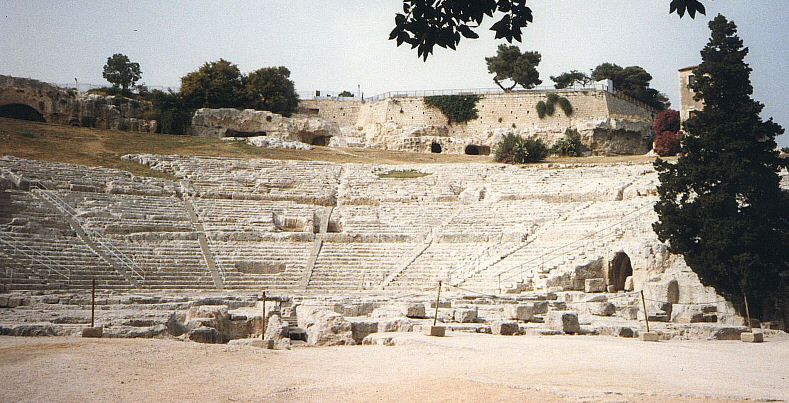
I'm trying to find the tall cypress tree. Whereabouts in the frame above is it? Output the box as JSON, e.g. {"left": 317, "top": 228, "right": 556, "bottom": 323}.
{"left": 654, "top": 15, "right": 788, "bottom": 320}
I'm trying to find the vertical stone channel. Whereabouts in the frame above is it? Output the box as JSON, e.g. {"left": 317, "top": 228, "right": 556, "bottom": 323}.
{"left": 182, "top": 197, "right": 224, "bottom": 290}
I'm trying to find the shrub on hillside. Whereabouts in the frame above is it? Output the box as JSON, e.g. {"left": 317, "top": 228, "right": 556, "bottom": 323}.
{"left": 424, "top": 95, "right": 480, "bottom": 124}
{"left": 551, "top": 128, "right": 583, "bottom": 157}
{"left": 653, "top": 109, "right": 680, "bottom": 134}
{"left": 494, "top": 133, "right": 548, "bottom": 164}
{"left": 536, "top": 93, "right": 572, "bottom": 119}
{"left": 520, "top": 138, "right": 549, "bottom": 162}
{"left": 653, "top": 130, "right": 682, "bottom": 156}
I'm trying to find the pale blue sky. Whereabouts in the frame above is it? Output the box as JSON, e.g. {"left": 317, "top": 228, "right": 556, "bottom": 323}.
{"left": 1, "top": 1, "right": 787, "bottom": 146}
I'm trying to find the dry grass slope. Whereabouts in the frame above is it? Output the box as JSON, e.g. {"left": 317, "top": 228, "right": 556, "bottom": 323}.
{"left": 0, "top": 118, "right": 664, "bottom": 178}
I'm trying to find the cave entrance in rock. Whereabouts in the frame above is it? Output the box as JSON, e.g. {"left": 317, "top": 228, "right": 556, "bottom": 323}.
{"left": 608, "top": 252, "right": 633, "bottom": 291}
{"left": 464, "top": 144, "right": 490, "bottom": 155}
{"left": 0, "top": 104, "right": 45, "bottom": 122}
{"left": 430, "top": 142, "right": 442, "bottom": 153}
{"left": 310, "top": 135, "right": 331, "bottom": 146}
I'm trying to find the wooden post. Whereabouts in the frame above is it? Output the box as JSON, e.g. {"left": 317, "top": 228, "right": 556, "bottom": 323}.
{"left": 640, "top": 290, "right": 650, "bottom": 333}
{"left": 743, "top": 290, "right": 752, "bottom": 333}
{"left": 433, "top": 281, "right": 442, "bottom": 327}
{"left": 91, "top": 278, "right": 96, "bottom": 328}
{"left": 261, "top": 291, "right": 267, "bottom": 340}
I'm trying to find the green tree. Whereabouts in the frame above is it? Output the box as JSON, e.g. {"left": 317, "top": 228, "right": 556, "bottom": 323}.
{"left": 102, "top": 53, "right": 142, "bottom": 93}
{"left": 550, "top": 70, "right": 592, "bottom": 89}
{"left": 148, "top": 89, "right": 192, "bottom": 135}
{"left": 338, "top": 90, "right": 354, "bottom": 98}
{"left": 245, "top": 66, "right": 300, "bottom": 117}
{"left": 653, "top": 15, "right": 788, "bottom": 321}
{"left": 180, "top": 59, "right": 245, "bottom": 109}
{"left": 390, "top": 1, "right": 706, "bottom": 60}
{"left": 591, "top": 63, "right": 669, "bottom": 109}
{"left": 485, "top": 45, "right": 542, "bottom": 91}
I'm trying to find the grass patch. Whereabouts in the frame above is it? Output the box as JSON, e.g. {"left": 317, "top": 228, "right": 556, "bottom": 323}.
{"left": 0, "top": 118, "right": 661, "bottom": 178}
{"left": 377, "top": 169, "right": 431, "bottom": 179}
{"left": 0, "top": 118, "right": 486, "bottom": 178}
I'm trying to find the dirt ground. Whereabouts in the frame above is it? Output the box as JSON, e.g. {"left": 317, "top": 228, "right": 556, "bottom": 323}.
{"left": 0, "top": 332, "right": 786, "bottom": 402}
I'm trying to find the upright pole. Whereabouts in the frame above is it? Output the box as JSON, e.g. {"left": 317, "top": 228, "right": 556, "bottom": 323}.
{"left": 433, "top": 281, "right": 442, "bottom": 327}
{"left": 743, "top": 290, "right": 753, "bottom": 333}
{"left": 261, "top": 291, "right": 267, "bottom": 340}
{"left": 640, "top": 290, "right": 650, "bottom": 333}
{"left": 91, "top": 278, "right": 96, "bottom": 328}
{"left": 498, "top": 273, "right": 502, "bottom": 295}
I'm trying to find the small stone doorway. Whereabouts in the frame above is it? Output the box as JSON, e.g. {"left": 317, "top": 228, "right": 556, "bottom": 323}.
{"left": 608, "top": 252, "right": 633, "bottom": 291}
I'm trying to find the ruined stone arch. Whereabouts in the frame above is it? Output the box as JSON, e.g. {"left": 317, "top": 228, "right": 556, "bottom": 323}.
{"left": 0, "top": 87, "right": 48, "bottom": 123}
{"left": 0, "top": 103, "right": 45, "bottom": 122}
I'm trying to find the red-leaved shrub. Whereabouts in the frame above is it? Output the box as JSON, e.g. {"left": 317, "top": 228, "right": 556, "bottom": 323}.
{"left": 653, "top": 109, "right": 680, "bottom": 134}
{"left": 654, "top": 130, "right": 682, "bottom": 156}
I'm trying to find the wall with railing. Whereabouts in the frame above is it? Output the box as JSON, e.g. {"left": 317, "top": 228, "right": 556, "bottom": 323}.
{"left": 365, "top": 82, "right": 611, "bottom": 103}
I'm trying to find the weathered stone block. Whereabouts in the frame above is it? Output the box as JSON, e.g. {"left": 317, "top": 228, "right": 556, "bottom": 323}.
{"left": 0, "top": 296, "right": 8, "bottom": 308}
{"left": 296, "top": 306, "right": 355, "bottom": 346}
{"left": 531, "top": 301, "right": 549, "bottom": 314}
{"left": 453, "top": 308, "right": 477, "bottom": 323}
{"left": 546, "top": 311, "right": 580, "bottom": 334}
{"left": 584, "top": 278, "right": 606, "bottom": 293}
{"left": 712, "top": 327, "right": 747, "bottom": 340}
{"left": 606, "top": 285, "right": 617, "bottom": 293}
{"left": 504, "top": 304, "right": 534, "bottom": 321}
{"left": 740, "top": 332, "right": 763, "bottom": 343}
{"left": 591, "top": 302, "right": 616, "bottom": 317}
{"left": 378, "top": 318, "right": 412, "bottom": 333}
{"left": 639, "top": 331, "right": 659, "bottom": 342}
{"left": 264, "top": 314, "right": 289, "bottom": 343}
{"left": 402, "top": 303, "right": 426, "bottom": 318}
{"left": 674, "top": 310, "right": 705, "bottom": 323}
{"left": 490, "top": 321, "right": 519, "bottom": 335}
{"left": 81, "top": 326, "right": 103, "bottom": 338}
{"left": 188, "top": 326, "right": 223, "bottom": 344}
{"left": 424, "top": 325, "right": 446, "bottom": 337}
{"left": 624, "top": 276, "right": 634, "bottom": 291}
{"left": 371, "top": 307, "right": 403, "bottom": 319}
{"left": 614, "top": 327, "right": 634, "bottom": 338}
{"left": 350, "top": 320, "right": 378, "bottom": 344}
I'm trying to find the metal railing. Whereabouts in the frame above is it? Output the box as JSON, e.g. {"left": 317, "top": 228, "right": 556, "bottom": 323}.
{"left": 53, "top": 82, "right": 180, "bottom": 94}
{"left": 365, "top": 83, "right": 610, "bottom": 102}
{"left": 298, "top": 91, "right": 362, "bottom": 101}
{"left": 31, "top": 188, "right": 146, "bottom": 283}
{"left": 0, "top": 232, "right": 71, "bottom": 283}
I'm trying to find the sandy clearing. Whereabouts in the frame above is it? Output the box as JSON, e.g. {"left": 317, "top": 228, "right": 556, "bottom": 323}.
{"left": 0, "top": 333, "right": 786, "bottom": 402}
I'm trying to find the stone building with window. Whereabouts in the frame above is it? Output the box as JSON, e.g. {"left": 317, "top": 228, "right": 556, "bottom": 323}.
{"left": 678, "top": 65, "right": 705, "bottom": 123}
